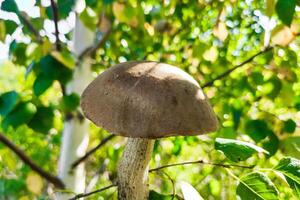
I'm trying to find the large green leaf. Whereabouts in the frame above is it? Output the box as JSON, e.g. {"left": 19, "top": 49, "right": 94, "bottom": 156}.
{"left": 40, "top": 55, "right": 72, "bottom": 85}
{"left": 1, "top": 0, "right": 19, "bottom": 13}
{"left": 274, "top": 157, "right": 300, "bottom": 197}
{"left": 28, "top": 106, "right": 55, "bottom": 134}
{"left": 0, "top": 91, "right": 19, "bottom": 116}
{"left": 2, "top": 102, "right": 36, "bottom": 129}
{"left": 33, "top": 74, "right": 54, "bottom": 96}
{"left": 244, "top": 120, "right": 273, "bottom": 142}
{"left": 236, "top": 172, "right": 278, "bottom": 200}
{"left": 215, "top": 138, "right": 268, "bottom": 162}
{"left": 275, "top": 0, "right": 296, "bottom": 26}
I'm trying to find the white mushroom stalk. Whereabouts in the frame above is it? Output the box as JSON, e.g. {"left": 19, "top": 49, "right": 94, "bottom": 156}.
{"left": 118, "top": 138, "right": 154, "bottom": 199}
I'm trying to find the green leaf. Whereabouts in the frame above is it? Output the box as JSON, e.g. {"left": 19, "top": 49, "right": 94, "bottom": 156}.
{"left": 9, "top": 41, "right": 27, "bottom": 65}
{"left": 5, "top": 20, "right": 18, "bottom": 35}
{"left": 245, "top": 120, "right": 273, "bottom": 142}
{"left": 0, "top": 179, "right": 25, "bottom": 196}
{"left": 57, "top": 0, "right": 75, "bottom": 19}
{"left": 2, "top": 102, "right": 37, "bottom": 129}
{"left": 149, "top": 190, "right": 176, "bottom": 200}
{"left": 236, "top": 172, "right": 278, "bottom": 200}
{"left": 275, "top": 0, "right": 296, "bottom": 26}
{"left": 28, "top": 106, "right": 54, "bottom": 134}
{"left": 282, "top": 119, "right": 296, "bottom": 134}
{"left": 1, "top": 0, "right": 19, "bottom": 13}
{"left": 40, "top": 55, "right": 73, "bottom": 85}
{"left": 274, "top": 157, "right": 300, "bottom": 197}
{"left": 0, "top": 91, "right": 19, "bottom": 116}
{"left": 262, "top": 132, "right": 279, "bottom": 157}
{"left": 280, "top": 137, "right": 300, "bottom": 159}
{"left": 60, "top": 93, "right": 80, "bottom": 112}
{"left": 33, "top": 74, "right": 54, "bottom": 96}
{"left": 215, "top": 138, "right": 268, "bottom": 162}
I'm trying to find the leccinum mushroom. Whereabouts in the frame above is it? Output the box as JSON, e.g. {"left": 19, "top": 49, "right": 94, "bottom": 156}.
{"left": 81, "top": 61, "right": 218, "bottom": 200}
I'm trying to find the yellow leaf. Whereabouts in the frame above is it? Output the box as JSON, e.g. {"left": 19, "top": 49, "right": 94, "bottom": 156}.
{"left": 112, "top": 2, "right": 126, "bottom": 22}
{"left": 51, "top": 51, "right": 75, "bottom": 69}
{"left": 271, "top": 24, "right": 297, "bottom": 46}
{"left": 266, "top": 0, "right": 275, "bottom": 17}
{"left": 203, "top": 46, "right": 218, "bottom": 62}
{"left": 144, "top": 23, "right": 154, "bottom": 36}
{"left": 213, "top": 22, "right": 228, "bottom": 41}
{"left": 26, "top": 172, "right": 44, "bottom": 194}
{"left": 19, "top": 196, "right": 31, "bottom": 200}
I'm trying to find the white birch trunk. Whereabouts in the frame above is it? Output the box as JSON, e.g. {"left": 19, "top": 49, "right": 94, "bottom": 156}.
{"left": 57, "top": 15, "right": 94, "bottom": 199}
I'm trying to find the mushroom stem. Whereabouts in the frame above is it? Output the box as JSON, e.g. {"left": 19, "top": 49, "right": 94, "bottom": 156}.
{"left": 117, "top": 138, "right": 154, "bottom": 200}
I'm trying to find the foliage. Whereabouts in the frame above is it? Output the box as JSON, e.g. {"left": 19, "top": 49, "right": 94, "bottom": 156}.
{"left": 0, "top": 0, "right": 300, "bottom": 199}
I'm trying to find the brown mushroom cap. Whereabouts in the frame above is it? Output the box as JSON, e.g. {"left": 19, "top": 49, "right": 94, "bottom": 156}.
{"left": 81, "top": 61, "right": 218, "bottom": 138}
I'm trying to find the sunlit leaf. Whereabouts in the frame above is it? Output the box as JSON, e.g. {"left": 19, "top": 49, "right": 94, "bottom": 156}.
{"left": 213, "top": 22, "right": 228, "bottom": 42}
{"left": 236, "top": 172, "right": 278, "bottom": 200}
{"left": 203, "top": 46, "right": 218, "bottom": 62}
{"left": 180, "top": 181, "right": 204, "bottom": 200}
{"left": 274, "top": 157, "right": 300, "bottom": 197}
{"left": 281, "top": 137, "right": 300, "bottom": 159}
{"left": 215, "top": 138, "right": 268, "bottom": 162}
{"left": 25, "top": 172, "right": 43, "bottom": 194}
{"left": 271, "top": 25, "right": 297, "bottom": 46}
{"left": 51, "top": 51, "right": 75, "bottom": 69}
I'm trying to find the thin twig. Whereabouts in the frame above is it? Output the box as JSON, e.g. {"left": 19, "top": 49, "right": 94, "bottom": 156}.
{"left": 0, "top": 132, "right": 65, "bottom": 189}
{"left": 159, "top": 171, "right": 176, "bottom": 200}
{"left": 71, "top": 135, "right": 115, "bottom": 169}
{"left": 149, "top": 160, "right": 254, "bottom": 172}
{"left": 68, "top": 184, "right": 117, "bottom": 200}
{"left": 50, "top": 0, "right": 61, "bottom": 51}
{"left": 78, "top": 29, "right": 111, "bottom": 60}
{"left": 19, "top": 12, "right": 42, "bottom": 43}
{"left": 201, "top": 47, "right": 273, "bottom": 88}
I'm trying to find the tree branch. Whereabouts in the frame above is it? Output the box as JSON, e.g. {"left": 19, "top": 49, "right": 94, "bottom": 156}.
{"left": 68, "top": 184, "right": 117, "bottom": 200}
{"left": 19, "top": 12, "right": 42, "bottom": 43}
{"left": 201, "top": 46, "right": 273, "bottom": 88}
{"left": 71, "top": 134, "right": 115, "bottom": 169}
{"left": 78, "top": 27, "right": 111, "bottom": 61}
{"left": 149, "top": 160, "right": 254, "bottom": 172}
{"left": 0, "top": 132, "right": 65, "bottom": 189}
{"left": 50, "top": 0, "right": 61, "bottom": 51}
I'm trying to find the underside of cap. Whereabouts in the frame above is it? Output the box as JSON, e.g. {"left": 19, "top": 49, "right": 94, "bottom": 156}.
{"left": 81, "top": 61, "right": 218, "bottom": 138}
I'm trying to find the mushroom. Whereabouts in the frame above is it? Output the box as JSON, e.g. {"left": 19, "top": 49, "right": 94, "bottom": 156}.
{"left": 81, "top": 61, "right": 218, "bottom": 200}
